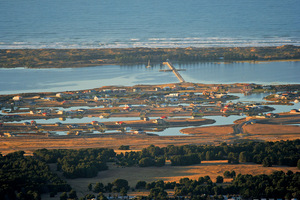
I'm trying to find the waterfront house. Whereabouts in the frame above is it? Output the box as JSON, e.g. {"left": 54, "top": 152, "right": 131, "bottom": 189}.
{"left": 123, "top": 106, "right": 131, "bottom": 111}
{"left": 68, "top": 124, "right": 79, "bottom": 129}
{"left": 215, "top": 93, "right": 227, "bottom": 99}
{"left": 42, "top": 112, "right": 48, "bottom": 116}
{"left": 13, "top": 96, "right": 22, "bottom": 101}
{"left": 186, "top": 86, "right": 195, "bottom": 90}
{"left": 133, "top": 88, "right": 142, "bottom": 93}
{"left": 133, "top": 129, "right": 145, "bottom": 134}
{"left": 75, "top": 131, "right": 82, "bottom": 136}
{"left": 165, "top": 93, "right": 180, "bottom": 98}
{"left": 56, "top": 93, "right": 65, "bottom": 98}
{"left": 116, "top": 121, "right": 125, "bottom": 125}
{"left": 102, "top": 89, "right": 112, "bottom": 93}
{"left": 4, "top": 132, "right": 15, "bottom": 137}
{"left": 154, "top": 118, "right": 166, "bottom": 125}
{"left": 163, "top": 86, "right": 171, "bottom": 91}
{"left": 266, "top": 113, "right": 278, "bottom": 118}
{"left": 55, "top": 122, "right": 62, "bottom": 126}
{"left": 57, "top": 110, "right": 65, "bottom": 115}
{"left": 94, "top": 96, "right": 102, "bottom": 101}
{"left": 155, "top": 87, "right": 162, "bottom": 91}
{"left": 142, "top": 117, "right": 150, "bottom": 121}
{"left": 91, "top": 121, "right": 99, "bottom": 125}
{"left": 91, "top": 121, "right": 104, "bottom": 127}
{"left": 290, "top": 109, "right": 299, "bottom": 113}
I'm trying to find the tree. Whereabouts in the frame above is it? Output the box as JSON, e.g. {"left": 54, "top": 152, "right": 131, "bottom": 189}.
{"left": 297, "top": 159, "right": 300, "bottom": 169}
{"left": 16, "top": 192, "right": 26, "bottom": 200}
{"left": 97, "top": 192, "right": 108, "bottom": 200}
{"left": 216, "top": 176, "right": 224, "bottom": 183}
{"left": 60, "top": 192, "right": 68, "bottom": 200}
{"left": 206, "top": 151, "right": 213, "bottom": 160}
{"left": 88, "top": 183, "right": 93, "bottom": 191}
{"left": 204, "top": 175, "right": 211, "bottom": 182}
{"left": 228, "top": 152, "right": 239, "bottom": 164}
{"left": 118, "top": 145, "right": 130, "bottom": 150}
{"left": 136, "top": 181, "right": 147, "bottom": 189}
{"left": 68, "top": 190, "right": 77, "bottom": 199}
{"left": 223, "top": 171, "right": 231, "bottom": 178}
{"left": 85, "top": 194, "right": 95, "bottom": 200}
{"left": 139, "top": 157, "right": 155, "bottom": 167}
{"left": 112, "top": 179, "right": 129, "bottom": 192}
{"left": 149, "top": 188, "right": 167, "bottom": 199}
{"left": 230, "top": 170, "right": 236, "bottom": 178}
{"left": 120, "top": 187, "right": 127, "bottom": 197}
{"left": 155, "top": 157, "right": 165, "bottom": 167}
{"left": 262, "top": 157, "right": 272, "bottom": 167}
{"left": 239, "top": 151, "right": 247, "bottom": 163}
{"left": 93, "top": 182, "right": 104, "bottom": 193}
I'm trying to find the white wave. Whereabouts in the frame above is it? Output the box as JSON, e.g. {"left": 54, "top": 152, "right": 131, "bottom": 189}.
{"left": 0, "top": 37, "right": 299, "bottom": 49}
{"left": 130, "top": 38, "right": 140, "bottom": 41}
{"left": 148, "top": 38, "right": 168, "bottom": 41}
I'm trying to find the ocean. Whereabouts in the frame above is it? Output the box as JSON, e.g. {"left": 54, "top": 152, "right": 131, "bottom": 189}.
{"left": 0, "top": 0, "right": 299, "bottom": 49}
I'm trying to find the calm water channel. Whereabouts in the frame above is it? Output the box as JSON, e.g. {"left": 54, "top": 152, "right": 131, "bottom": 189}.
{"left": 0, "top": 61, "right": 299, "bottom": 95}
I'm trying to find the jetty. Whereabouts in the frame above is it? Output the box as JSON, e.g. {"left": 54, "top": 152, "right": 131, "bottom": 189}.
{"left": 162, "top": 60, "right": 186, "bottom": 83}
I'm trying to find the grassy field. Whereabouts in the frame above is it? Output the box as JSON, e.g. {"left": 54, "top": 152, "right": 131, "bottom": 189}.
{"left": 41, "top": 160, "right": 300, "bottom": 200}
{"left": 1, "top": 122, "right": 300, "bottom": 155}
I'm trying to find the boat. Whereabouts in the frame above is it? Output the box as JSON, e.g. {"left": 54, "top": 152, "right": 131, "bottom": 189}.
{"left": 146, "top": 60, "right": 151, "bottom": 68}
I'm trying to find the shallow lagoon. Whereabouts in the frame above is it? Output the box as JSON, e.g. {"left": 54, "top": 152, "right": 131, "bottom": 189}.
{"left": 0, "top": 61, "right": 299, "bottom": 95}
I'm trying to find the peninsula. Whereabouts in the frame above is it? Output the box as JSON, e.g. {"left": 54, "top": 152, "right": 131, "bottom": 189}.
{"left": 1, "top": 45, "right": 300, "bottom": 68}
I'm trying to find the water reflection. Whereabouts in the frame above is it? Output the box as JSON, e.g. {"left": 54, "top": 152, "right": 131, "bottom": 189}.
{"left": 1, "top": 61, "right": 299, "bottom": 94}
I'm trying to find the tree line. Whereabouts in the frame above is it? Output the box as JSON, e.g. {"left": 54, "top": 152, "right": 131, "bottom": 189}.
{"left": 34, "top": 148, "right": 116, "bottom": 179}
{"left": 116, "top": 140, "right": 300, "bottom": 168}
{"left": 0, "top": 151, "right": 71, "bottom": 200}
{"left": 1, "top": 139, "right": 300, "bottom": 199}
{"left": 84, "top": 171, "right": 300, "bottom": 200}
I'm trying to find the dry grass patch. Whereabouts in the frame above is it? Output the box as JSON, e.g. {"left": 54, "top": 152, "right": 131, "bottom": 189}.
{"left": 244, "top": 124, "right": 300, "bottom": 135}
{"left": 64, "top": 162, "right": 300, "bottom": 198}
{"left": 181, "top": 125, "right": 234, "bottom": 135}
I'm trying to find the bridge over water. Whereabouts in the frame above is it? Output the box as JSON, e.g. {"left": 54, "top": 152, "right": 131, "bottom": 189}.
{"left": 162, "top": 60, "right": 186, "bottom": 83}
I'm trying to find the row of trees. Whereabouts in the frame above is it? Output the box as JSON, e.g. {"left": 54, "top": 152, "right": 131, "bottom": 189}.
{"left": 0, "top": 151, "right": 71, "bottom": 200}
{"left": 172, "top": 171, "right": 300, "bottom": 199}
{"left": 116, "top": 140, "right": 300, "bottom": 168}
{"left": 86, "top": 171, "right": 300, "bottom": 199}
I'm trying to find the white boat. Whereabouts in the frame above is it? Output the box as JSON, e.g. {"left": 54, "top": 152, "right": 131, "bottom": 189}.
{"left": 146, "top": 60, "right": 151, "bottom": 68}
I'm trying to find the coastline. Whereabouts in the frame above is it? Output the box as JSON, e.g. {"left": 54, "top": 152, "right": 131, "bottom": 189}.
{"left": 1, "top": 46, "right": 299, "bottom": 68}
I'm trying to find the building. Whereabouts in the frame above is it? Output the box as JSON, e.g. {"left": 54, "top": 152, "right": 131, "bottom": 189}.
{"left": 12, "top": 96, "right": 22, "bottom": 101}
{"left": 133, "top": 88, "right": 141, "bottom": 93}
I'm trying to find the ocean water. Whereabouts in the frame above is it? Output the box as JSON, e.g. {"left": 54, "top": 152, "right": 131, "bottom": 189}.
{"left": 0, "top": 0, "right": 299, "bottom": 49}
